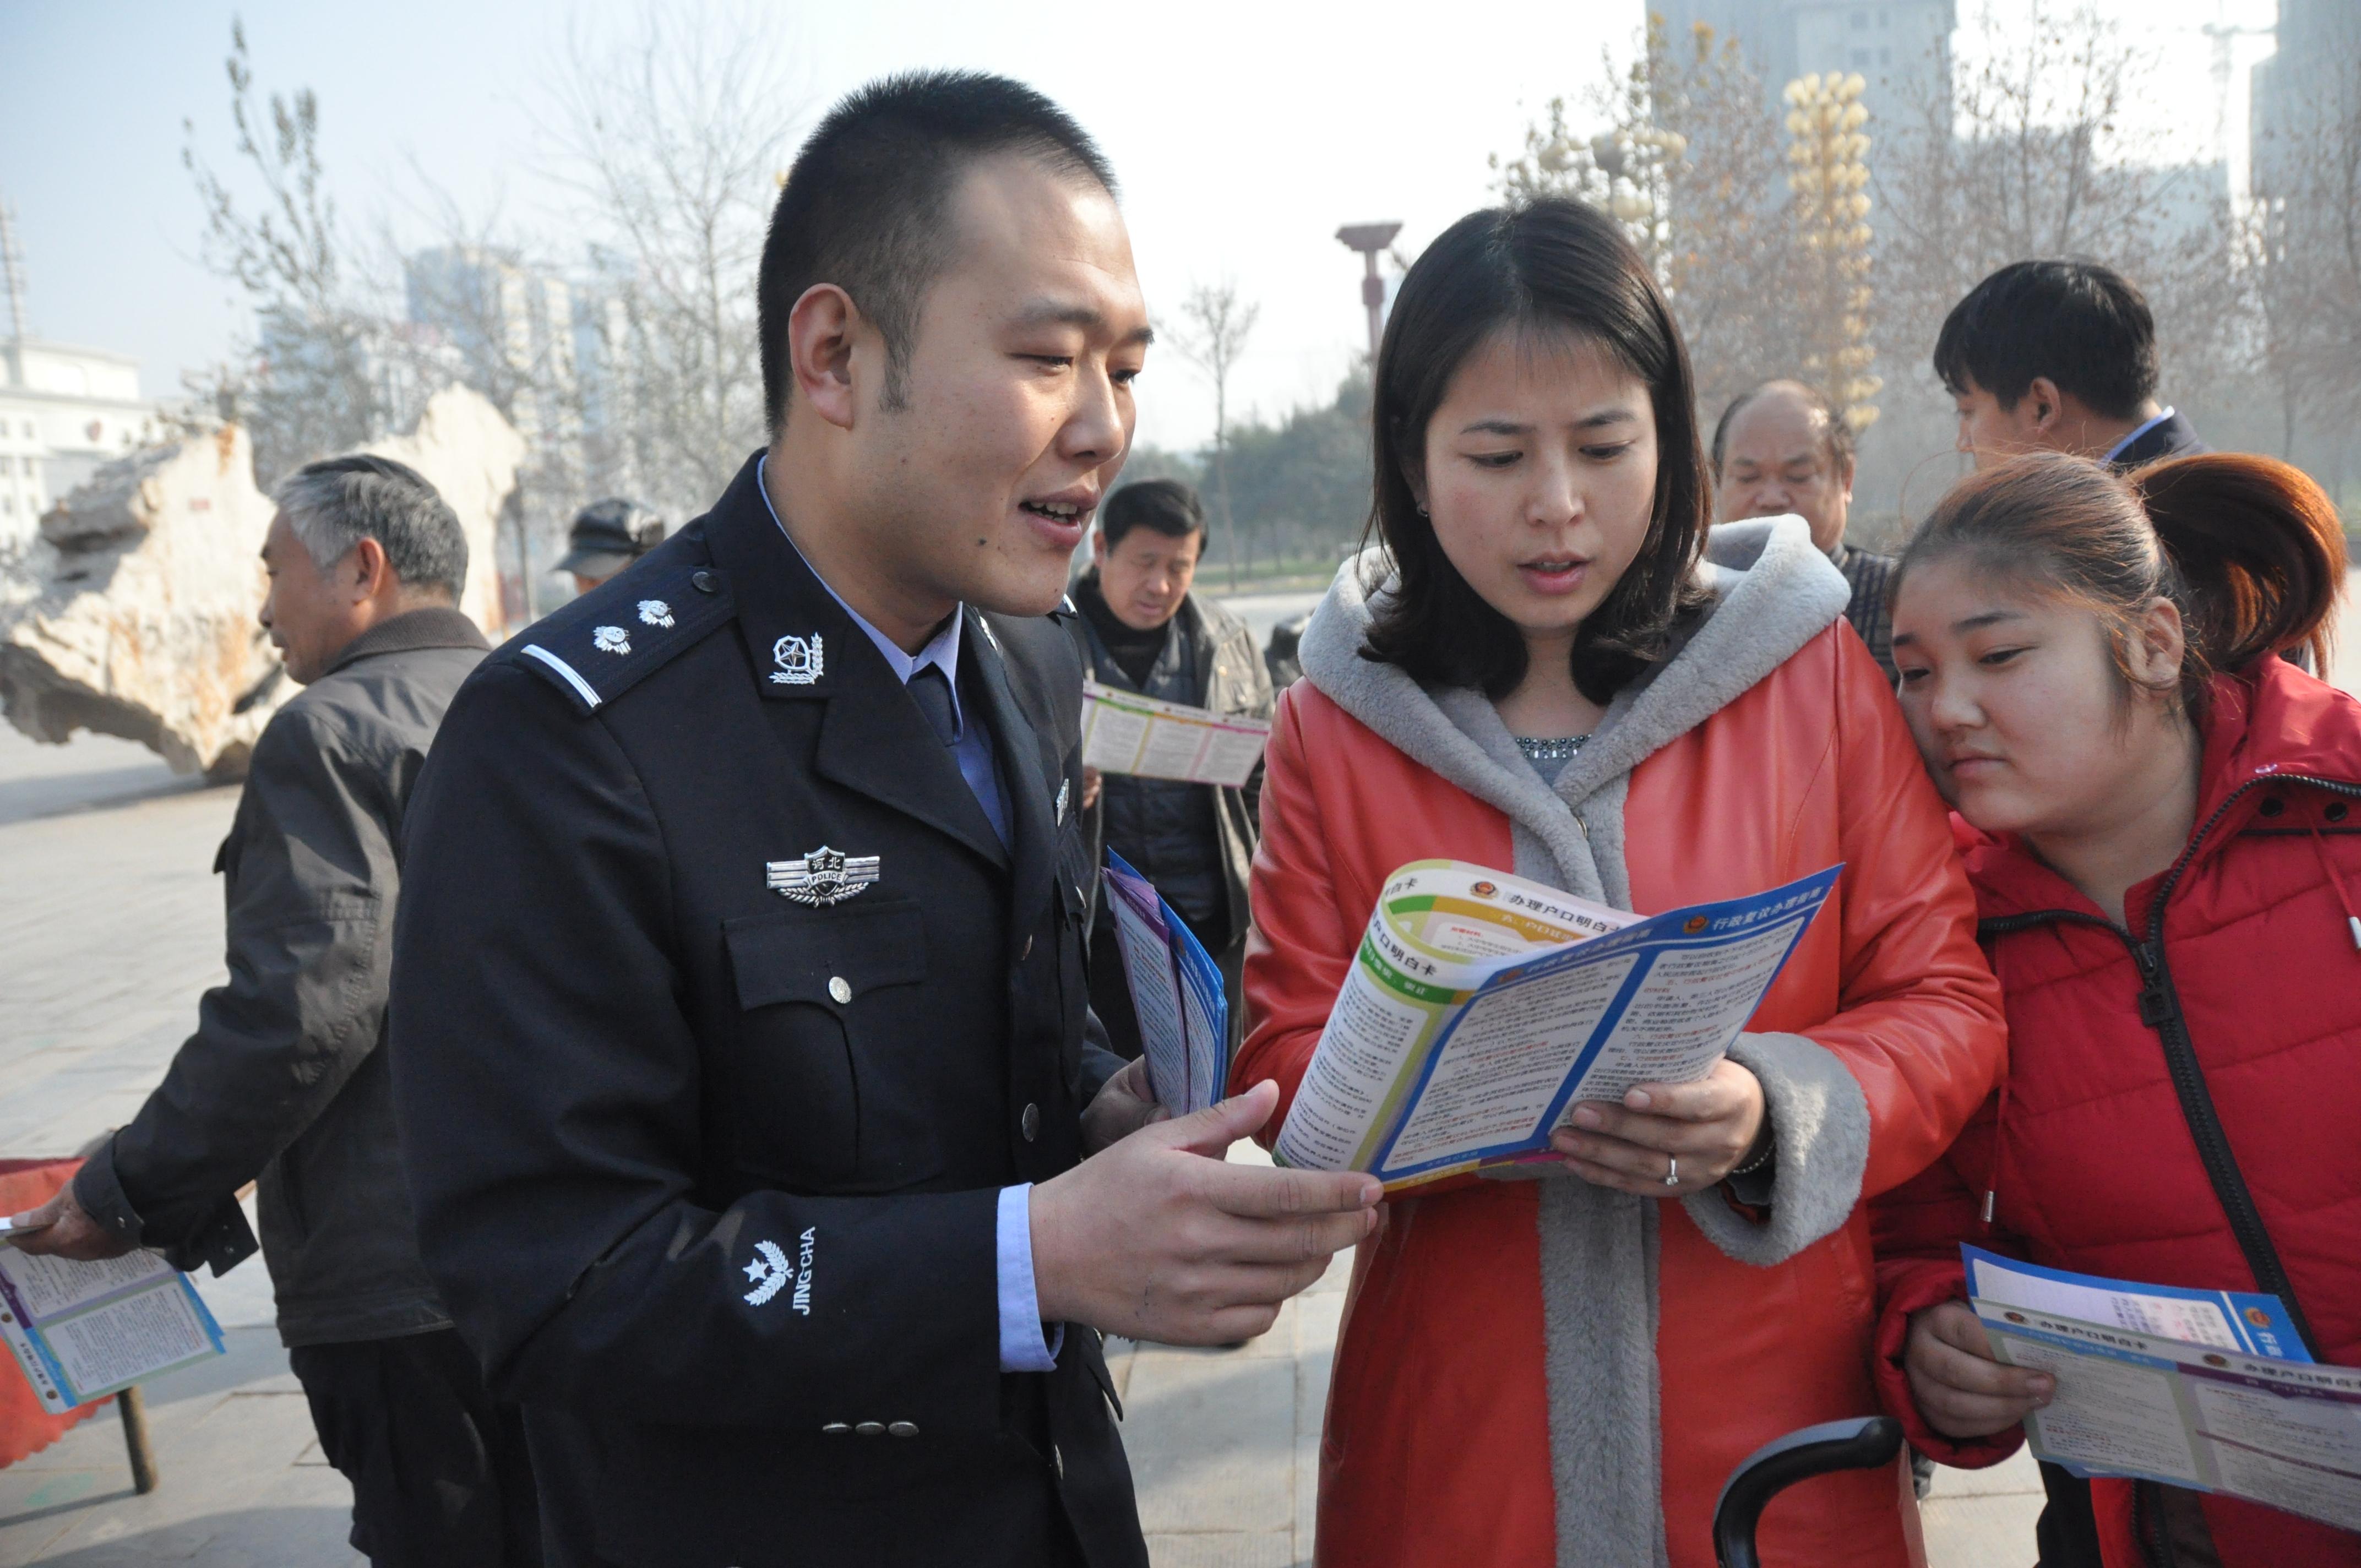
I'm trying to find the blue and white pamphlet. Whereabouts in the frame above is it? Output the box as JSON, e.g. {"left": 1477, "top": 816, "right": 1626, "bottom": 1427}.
{"left": 1102, "top": 850, "right": 1230, "bottom": 1118}
{"left": 1274, "top": 859, "right": 1839, "bottom": 1189}
{"left": 1966, "top": 1245, "right": 2361, "bottom": 1531}
{"left": 0, "top": 1244, "right": 225, "bottom": 1414}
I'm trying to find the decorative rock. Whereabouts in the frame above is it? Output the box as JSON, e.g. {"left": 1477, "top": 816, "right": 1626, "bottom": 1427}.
{"left": 0, "top": 387, "right": 520, "bottom": 780}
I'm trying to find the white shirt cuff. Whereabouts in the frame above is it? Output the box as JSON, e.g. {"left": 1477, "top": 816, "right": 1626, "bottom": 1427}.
{"left": 995, "top": 1183, "right": 1062, "bottom": 1373}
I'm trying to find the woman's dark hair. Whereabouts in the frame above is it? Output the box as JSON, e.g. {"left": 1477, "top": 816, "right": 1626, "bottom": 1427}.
{"left": 1361, "top": 198, "right": 1712, "bottom": 705}
{"left": 1898, "top": 450, "right": 2345, "bottom": 714}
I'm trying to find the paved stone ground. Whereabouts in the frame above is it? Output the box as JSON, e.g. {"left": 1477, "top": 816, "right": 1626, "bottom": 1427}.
{"left": 5, "top": 574, "right": 2354, "bottom": 1565}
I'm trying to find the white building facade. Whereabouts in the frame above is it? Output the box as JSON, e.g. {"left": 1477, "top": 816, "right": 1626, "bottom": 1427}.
{"left": 0, "top": 338, "right": 161, "bottom": 549}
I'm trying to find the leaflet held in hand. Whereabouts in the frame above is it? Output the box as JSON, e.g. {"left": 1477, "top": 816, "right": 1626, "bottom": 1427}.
{"left": 0, "top": 1245, "right": 225, "bottom": 1413}
{"left": 1080, "top": 679, "right": 1270, "bottom": 789}
{"left": 1102, "top": 850, "right": 1230, "bottom": 1118}
{"left": 1964, "top": 1246, "right": 2360, "bottom": 1532}
{"left": 1275, "top": 860, "right": 1839, "bottom": 1188}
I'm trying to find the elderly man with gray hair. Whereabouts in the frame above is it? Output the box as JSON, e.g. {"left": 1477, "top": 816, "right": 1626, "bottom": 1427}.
{"left": 8, "top": 454, "right": 537, "bottom": 1566}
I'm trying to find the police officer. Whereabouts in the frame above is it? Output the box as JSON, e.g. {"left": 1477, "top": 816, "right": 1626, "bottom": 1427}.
{"left": 555, "top": 496, "right": 665, "bottom": 594}
{"left": 387, "top": 72, "right": 1381, "bottom": 1568}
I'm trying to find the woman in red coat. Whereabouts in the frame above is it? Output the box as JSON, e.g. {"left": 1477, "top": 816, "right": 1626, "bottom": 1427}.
{"left": 1237, "top": 196, "right": 2005, "bottom": 1567}
{"left": 1873, "top": 450, "right": 2360, "bottom": 1565}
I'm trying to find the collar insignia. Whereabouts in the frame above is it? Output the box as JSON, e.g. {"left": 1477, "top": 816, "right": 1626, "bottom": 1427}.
{"left": 1056, "top": 777, "right": 1070, "bottom": 825}
{"left": 766, "top": 845, "right": 879, "bottom": 906}
{"left": 770, "top": 631, "right": 824, "bottom": 685}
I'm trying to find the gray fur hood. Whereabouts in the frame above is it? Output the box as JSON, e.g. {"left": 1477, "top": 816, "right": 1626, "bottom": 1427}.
{"left": 1297, "top": 515, "right": 1850, "bottom": 893}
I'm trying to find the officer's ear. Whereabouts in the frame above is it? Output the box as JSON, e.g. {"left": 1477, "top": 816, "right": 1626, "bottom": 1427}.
{"left": 786, "top": 283, "right": 868, "bottom": 433}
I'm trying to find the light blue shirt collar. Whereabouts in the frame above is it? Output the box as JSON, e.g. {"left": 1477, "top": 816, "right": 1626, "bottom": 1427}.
{"left": 2102, "top": 406, "right": 2175, "bottom": 466}
{"left": 757, "top": 455, "right": 966, "bottom": 738}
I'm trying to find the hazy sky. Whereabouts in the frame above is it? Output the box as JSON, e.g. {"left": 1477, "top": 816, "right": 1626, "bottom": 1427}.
{"left": 1, "top": 0, "right": 2278, "bottom": 456}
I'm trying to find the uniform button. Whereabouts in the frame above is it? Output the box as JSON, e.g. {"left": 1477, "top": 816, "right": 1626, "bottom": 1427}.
{"left": 888, "top": 1420, "right": 919, "bottom": 1438}
{"left": 855, "top": 1421, "right": 886, "bottom": 1437}
{"left": 820, "top": 1422, "right": 851, "bottom": 1435}
{"left": 691, "top": 569, "right": 720, "bottom": 594}
{"left": 828, "top": 976, "right": 853, "bottom": 1004}
{"left": 1021, "top": 1102, "right": 1041, "bottom": 1142}
{"left": 1021, "top": 935, "right": 1034, "bottom": 961}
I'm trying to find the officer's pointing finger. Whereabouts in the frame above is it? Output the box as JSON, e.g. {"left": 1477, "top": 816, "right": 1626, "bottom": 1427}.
{"left": 1201, "top": 1161, "right": 1382, "bottom": 1219}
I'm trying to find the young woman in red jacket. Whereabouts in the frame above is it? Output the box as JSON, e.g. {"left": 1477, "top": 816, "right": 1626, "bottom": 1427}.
{"left": 1874, "top": 449, "right": 2359, "bottom": 1566}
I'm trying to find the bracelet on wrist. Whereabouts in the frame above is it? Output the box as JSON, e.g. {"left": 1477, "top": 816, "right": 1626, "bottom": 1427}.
{"left": 1728, "top": 1131, "right": 1776, "bottom": 1179}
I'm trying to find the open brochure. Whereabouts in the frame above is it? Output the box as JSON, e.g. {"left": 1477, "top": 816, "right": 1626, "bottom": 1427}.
{"left": 0, "top": 1244, "right": 225, "bottom": 1414}
{"left": 1274, "top": 860, "right": 1840, "bottom": 1189}
{"left": 1080, "top": 679, "right": 1270, "bottom": 789}
{"left": 1966, "top": 1246, "right": 2361, "bottom": 1531}
{"left": 1102, "top": 850, "right": 1230, "bottom": 1118}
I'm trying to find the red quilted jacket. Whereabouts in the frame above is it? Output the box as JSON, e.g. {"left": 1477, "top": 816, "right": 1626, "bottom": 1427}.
{"left": 1871, "top": 656, "right": 2361, "bottom": 1566}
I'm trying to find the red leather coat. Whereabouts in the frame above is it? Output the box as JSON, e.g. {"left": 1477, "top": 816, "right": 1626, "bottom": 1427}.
{"left": 1242, "top": 620, "right": 2004, "bottom": 1567}
{"left": 1872, "top": 658, "right": 2361, "bottom": 1566}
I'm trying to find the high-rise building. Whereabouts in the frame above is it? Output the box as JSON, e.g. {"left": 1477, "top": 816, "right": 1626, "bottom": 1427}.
{"left": 1651, "top": 0, "right": 1956, "bottom": 130}
{"left": 404, "top": 246, "right": 581, "bottom": 453}
{"left": 2250, "top": 0, "right": 2361, "bottom": 199}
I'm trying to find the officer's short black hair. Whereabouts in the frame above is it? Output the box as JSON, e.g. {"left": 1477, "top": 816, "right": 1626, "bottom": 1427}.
{"left": 758, "top": 71, "right": 1117, "bottom": 430}
{"left": 1101, "top": 479, "right": 1205, "bottom": 549}
{"left": 1933, "top": 260, "right": 2159, "bottom": 420}
{"left": 273, "top": 454, "right": 467, "bottom": 602}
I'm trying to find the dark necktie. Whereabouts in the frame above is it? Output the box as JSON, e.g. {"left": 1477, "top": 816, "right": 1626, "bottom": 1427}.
{"left": 909, "top": 663, "right": 960, "bottom": 747}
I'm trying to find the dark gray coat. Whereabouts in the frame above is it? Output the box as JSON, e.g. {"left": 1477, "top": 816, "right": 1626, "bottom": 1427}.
{"left": 1065, "top": 582, "right": 1272, "bottom": 946}
{"left": 74, "top": 606, "right": 487, "bottom": 1347}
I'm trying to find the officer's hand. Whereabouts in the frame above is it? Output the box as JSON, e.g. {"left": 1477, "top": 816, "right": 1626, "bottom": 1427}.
{"left": 1030, "top": 1079, "right": 1382, "bottom": 1346}
{"left": 1080, "top": 766, "right": 1102, "bottom": 810}
{"left": 6, "top": 1182, "right": 134, "bottom": 1262}
{"left": 1081, "top": 1057, "right": 1166, "bottom": 1154}
{"left": 1905, "top": 1299, "right": 2054, "bottom": 1439}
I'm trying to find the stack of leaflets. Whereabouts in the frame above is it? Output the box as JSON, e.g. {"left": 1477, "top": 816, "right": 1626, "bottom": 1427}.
{"left": 1274, "top": 859, "right": 1839, "bottom": 1189}
{"left": 1966, "top": 1246, "right": 2360, "bottom": 1531}
{"left": 1102, "top": 850, "right": 1231, "bottom": 1118}
{"left": 0, "top": 1243, "right": 225, "bottom": 1413}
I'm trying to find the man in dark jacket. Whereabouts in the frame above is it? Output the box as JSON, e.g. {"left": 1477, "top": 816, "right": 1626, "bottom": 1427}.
{"left": 382, "top": 73, "right": 1378, "bottom": 1568}
{"left": 1711, "top": 379, "right": 1899, "bottom": 685}
{"left": 7, "top": 454, "right": 534, "bottom": 1567}
{"left": 1066, "top": 480, "right": 1272, "bottom": 1052}
{"left": 1935, "top": 259, "right": 2207, "bottom": 473}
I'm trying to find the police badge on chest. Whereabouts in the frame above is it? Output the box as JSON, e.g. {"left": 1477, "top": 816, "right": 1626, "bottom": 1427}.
{"left": 765, "top": 845, "right": 880, "bottom": 907}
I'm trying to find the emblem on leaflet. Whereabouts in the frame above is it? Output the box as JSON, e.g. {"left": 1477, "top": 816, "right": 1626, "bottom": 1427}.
{"left": 766, "top": 845, "right": 880, "bottom": 907}
{"left": 592, "top": 625, "right": 630, "bottom": 656}
{"left": 770, "top": 632, "right": 824, "bottom": 685}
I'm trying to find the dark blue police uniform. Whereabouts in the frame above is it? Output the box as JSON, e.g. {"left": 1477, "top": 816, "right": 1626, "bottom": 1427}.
{"left": 388, "top": 453, "right": 1144, "bottom": 1567}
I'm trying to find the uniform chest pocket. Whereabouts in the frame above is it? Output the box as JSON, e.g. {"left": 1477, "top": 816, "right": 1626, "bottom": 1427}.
{"left": 720, "top": 898, "right": 928, "bottom": 1189}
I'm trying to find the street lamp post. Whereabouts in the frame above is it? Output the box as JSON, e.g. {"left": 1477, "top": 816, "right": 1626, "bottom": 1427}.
{"left": 1335, "top": 222, "right": 1402, "bottom": 368}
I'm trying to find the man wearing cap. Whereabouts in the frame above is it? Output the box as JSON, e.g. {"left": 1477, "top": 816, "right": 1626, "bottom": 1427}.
{"left": 557, "top": 497, "right": 665, "bottom": 594}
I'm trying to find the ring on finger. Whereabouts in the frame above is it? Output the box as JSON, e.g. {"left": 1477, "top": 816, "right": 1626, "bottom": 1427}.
{"left": 1662, "top": 1155, "right": 1679, "bottom": 1188}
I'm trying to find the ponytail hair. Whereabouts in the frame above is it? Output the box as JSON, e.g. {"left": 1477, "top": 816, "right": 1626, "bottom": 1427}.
{"left": 2128, "top": 453, "right": 2344, "bottom": 679}
{"left": 1900, "top": 450, "right": 2345, "bottom": 715}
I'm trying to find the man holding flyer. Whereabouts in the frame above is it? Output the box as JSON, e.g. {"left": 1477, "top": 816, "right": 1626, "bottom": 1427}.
{"left": 1065, "top": 478, "right": 1272, "bottom": 1054}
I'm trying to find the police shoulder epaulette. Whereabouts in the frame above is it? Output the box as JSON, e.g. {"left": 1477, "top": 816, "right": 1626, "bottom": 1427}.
{"left": 510, "top": 551, "right": 737, "bottom": 714}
